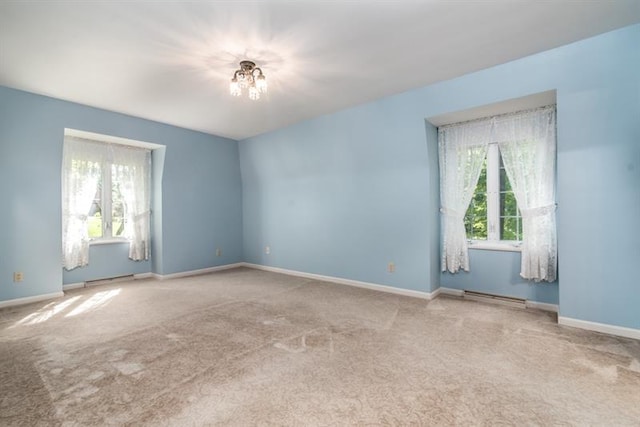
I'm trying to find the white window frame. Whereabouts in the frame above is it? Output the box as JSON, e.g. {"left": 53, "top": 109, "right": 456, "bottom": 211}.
{"left": 467, "top": 143, "right": 522, "bottom": 252}
{"left": 90, "top": 161, "right": 129, "bottom": 245}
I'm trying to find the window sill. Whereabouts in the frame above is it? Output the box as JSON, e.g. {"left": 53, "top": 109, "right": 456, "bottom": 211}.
{"left": 468, "top": 241, "right": 522, "bottom": 252}
{"left": 90, "top": 238, "right": 129, "bottom": 246}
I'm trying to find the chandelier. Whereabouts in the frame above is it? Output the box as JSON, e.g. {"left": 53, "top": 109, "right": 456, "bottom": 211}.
{"left": 229, "top": 60, "right": 267, "bottom": 100}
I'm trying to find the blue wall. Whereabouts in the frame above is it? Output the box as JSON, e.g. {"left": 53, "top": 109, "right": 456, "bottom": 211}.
{"left": 440, "top": 250, "right": 558, "bottom": 304}
{"left": 240, "top": 98, "right": 433, "bottom": 292}
{"left": 424, "top": 121, "right": 440, "bottom": 293}
{"left": 239, "top": 24, "right": 640, "bottom": 329}
{"left": 0, "top": 86, "right": 243, "bottom": 299}
{"left": 62, "top": 243, "right": 152, "bottom": 284}
{"left": 2, "top": 24, "right": 638, "bottom": 331}
{"left": 151, "top": 147, "right": 166, "bottom": 276}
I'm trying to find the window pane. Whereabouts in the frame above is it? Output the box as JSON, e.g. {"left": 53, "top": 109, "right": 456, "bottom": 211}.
{"left": 112, "top": 166, "right": 126, "bottom": 237}
{"left": 87, "top": 178, "right": 103, "bottom": 238}
{"left": 464, "top": 159, "right": 488, "bottom": 240}
{"left": 500, "top": 216, "right": 521, "bottom": 241}
{"left": 499, "top": 167, "right": 512, "bottom": 192}
{"left": 498, "top": 152, "right": 522, "bottom": 241}
{"left": 500, "top": 191, "right": 518, "bottom": 217}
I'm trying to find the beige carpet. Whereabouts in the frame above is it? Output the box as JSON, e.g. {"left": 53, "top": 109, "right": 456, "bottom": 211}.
{"left": 1, "top": 267, "right": 639, "bottom": 426}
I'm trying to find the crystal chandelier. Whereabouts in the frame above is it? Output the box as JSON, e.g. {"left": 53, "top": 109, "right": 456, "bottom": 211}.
{"left": 229, "top": 60, "right": 267, "bottom": 100}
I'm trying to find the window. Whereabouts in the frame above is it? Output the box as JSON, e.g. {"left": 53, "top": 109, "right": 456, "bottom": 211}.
{"left": 464, "top": 144, "right": 522, "bottom": 247}
{"left": 87, "top": 162, "right": 127, "bottom": 240}
{"left": 62, "top": 132, "right": 152, "bottom": 270}
{"left": 438, "top": 104, "right": 557, "bottom": 281}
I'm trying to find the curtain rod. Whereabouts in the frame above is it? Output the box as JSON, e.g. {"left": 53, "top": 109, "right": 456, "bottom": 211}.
{"left": 65, "top": 135, "right": 151, "bottom": 152}
{"left": 438, "top": 104, "right": 556, "bottom": 130}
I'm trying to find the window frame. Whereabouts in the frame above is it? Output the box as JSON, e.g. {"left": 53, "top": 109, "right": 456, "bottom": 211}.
{"left": 467, "top": 143, "right": 522, "bottom": 252}
{"left": 88, "top": 160, "right": 129, "bottom": 245}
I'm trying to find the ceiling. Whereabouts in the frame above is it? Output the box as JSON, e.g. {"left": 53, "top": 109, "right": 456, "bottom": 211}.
{"left": 1, "top": 1, "right": 639, "bottom": 140}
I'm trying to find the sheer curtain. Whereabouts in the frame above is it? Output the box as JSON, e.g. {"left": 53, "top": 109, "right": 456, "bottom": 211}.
{"left": 61, "top": 138, "right": 104, "bottom": 270}
{"left": 495, "top": 107, "right": 557, "bottom": 281}
{"left": 438, "top": 105, "right": 557, "bottom": 282}
{"left": 438, "top": 121, "right": 492, "bottom": 273}
{"left": 62, "top": 136, "right": 151, "bottom": 269}
{"left": 112, "top": 146, "right": 151, "bottom": 261}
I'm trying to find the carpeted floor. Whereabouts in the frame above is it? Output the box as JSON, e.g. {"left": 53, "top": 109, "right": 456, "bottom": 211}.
{"left": 1, "top": 267, "right": 639, "bottom": 426}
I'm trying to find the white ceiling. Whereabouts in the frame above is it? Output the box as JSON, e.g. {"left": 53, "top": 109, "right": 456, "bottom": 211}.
{"left": 1, "top": 1, "right": 639, "bottom": 140}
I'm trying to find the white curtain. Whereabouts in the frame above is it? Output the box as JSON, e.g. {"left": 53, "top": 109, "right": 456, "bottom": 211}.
{"left": 438, "top": 121, "right": 492, "bottom": 273}
{"left": 61, "top": 138, "right": 104, "bottom": 270}
{"left": 62, "top": 136, "right": 151, "bottom": 269}
{"left": 112, "top": 147, "right": 151, "bottom": 261}
{"left": 495, "top": 107, "right": 557, "bottom": 282}
{"left": 438, "top": 105, "right": 557, "bottom": 282}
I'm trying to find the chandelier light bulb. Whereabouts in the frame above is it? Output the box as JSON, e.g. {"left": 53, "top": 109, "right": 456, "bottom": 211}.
{"left": 238, "top": 73, "right": 248, "bottom": 88}
{"left": 229, "top": 60, "right": 267, "bottom": 100}
{"left": 249, "top": 86, "right": 260, "bottom": 100}
{"left": 256, "top": 75, "right": 268, "bottom": 93}
{"left": 229, "top": 79, "right": 241, "bottom": 96}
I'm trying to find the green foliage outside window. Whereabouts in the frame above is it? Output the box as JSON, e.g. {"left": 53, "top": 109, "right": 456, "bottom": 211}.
{"left": 499, "top": 156, "right": 522, "bottom": 241}
{"left": 86, "top": 165, "right": 126, "bottom": 239}
{"left": 464, "top": 150, "right": 522, "bottom": 242}
{"left": 464, "top": 159, "right": 488, "bottom": 240}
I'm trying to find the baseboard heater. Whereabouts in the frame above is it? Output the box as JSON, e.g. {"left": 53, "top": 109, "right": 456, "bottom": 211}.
{"left": 85, "top": 274, "right": 135, "bottom": 287}
{"left": 463, "top": 290, "right": 526, "bottom": 309}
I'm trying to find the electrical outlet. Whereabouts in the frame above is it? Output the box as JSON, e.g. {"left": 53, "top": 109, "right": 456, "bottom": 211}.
{"left": 265, "top": 246, "right": 271, "bottom": 255}
{"left": 388, "top": 262, "right": 395, "bottom": 273}
{"left": 215, "top": 248, "right": 222, "bottom": 257}
{"left": 13, "top": 272, "right": 24, "bottom": 282}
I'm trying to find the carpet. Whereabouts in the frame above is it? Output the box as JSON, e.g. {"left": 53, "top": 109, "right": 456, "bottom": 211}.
{"left": 1, "top": 267, "right": 639, "bottom": 425}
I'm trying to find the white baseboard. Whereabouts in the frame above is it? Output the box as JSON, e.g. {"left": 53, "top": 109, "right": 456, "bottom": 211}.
{"left": 62, "top": 282, "right": 85, "bottom": 291}
{"left": 526, "top": 300, "right": 559, "bottom": 313}
{"left": 558, "top": 316, "right": 640, "bottom": 340}
{"left": 155, "top": 263, "right": 245, "bottom": 280}
{"left": 438, "top": 287, "right": 465, "bottom": 297}
{"left": 241, "top": 263, "right": 434, "bottom": 300}
{"left": 63, "top": 272, "right": 153, "bottom": 291}
{"left": 438, "top": 287, "right": 558, "bottom": 313}
{"left": 0, "top": 291, "right": 65, "bottom": 309}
